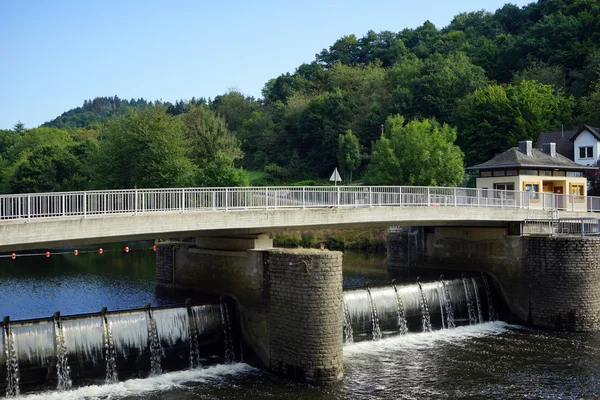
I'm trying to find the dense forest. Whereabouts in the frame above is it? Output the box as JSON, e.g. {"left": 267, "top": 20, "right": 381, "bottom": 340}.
{"left": 2, "top": 0, "right": 600, "bottom": 194}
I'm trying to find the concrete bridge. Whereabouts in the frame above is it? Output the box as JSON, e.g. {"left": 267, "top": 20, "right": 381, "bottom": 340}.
{"left": 0, "top": 185, "right": 597, "bottom": 252}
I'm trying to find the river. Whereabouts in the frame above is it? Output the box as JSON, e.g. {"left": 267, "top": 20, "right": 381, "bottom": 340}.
{"left": 1, "top": 245, "right": 599, "bottom": 399}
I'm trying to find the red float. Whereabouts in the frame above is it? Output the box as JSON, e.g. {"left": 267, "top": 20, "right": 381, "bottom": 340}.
{"left": 152, "top": 245, "right": 157, "bottom": 252}
{"left": 45, "top": 251, "right": 50, "bottom": 258}
{"left": 11, "top": 253, "right": 16, "bottom": 260}
{"left": 125, "top": 246, "right": 130, "bottom": 253}
{"left": 99, "top": 248, "right": 103, "bottom": 254}
{"left": 74, "top": 249, "right": 79, "bottom": 256}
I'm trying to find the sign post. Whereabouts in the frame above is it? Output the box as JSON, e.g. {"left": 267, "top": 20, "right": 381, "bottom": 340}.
{"left": 329, "top": 168, "right": 342, "bottom": 186}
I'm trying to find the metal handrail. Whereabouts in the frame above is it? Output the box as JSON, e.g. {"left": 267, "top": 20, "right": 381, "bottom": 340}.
{"left": 0, "top": 186, "right": 598, "bottom": 221}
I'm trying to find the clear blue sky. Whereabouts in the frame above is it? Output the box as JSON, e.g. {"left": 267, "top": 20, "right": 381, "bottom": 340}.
{"left": 0, "top": 0, "right": 533, "bottom": 130}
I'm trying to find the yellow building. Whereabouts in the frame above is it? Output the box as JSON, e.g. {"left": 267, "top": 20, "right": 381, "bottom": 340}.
{"left": 467, "top": 140, "right": 596, "bottom": 210}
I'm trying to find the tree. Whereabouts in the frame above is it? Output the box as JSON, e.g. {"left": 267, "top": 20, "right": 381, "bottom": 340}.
{"left": 13, "top": 121, "right": 25, "bottom": 134}
{"left": 96, "top": 106, "right": 194, "bottom": 189}
{"left": 211, "top": 90, "right": 258, "bottom": 134}
{"left": 456, "top": 80, "right": 574, "bottom": 166}
{"left": 364, "top": 115, "right": 464, "bottom": 186}
{"left": 337, "top": 130, "right": 361, "bottom": 183}
{"left": 181, "top": 105, "right": 248, "bottom": 187}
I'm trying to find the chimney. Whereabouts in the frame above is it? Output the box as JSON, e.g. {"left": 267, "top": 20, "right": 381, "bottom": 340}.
{"left": 541, "top": 142, "right": 557, "bottom": 158}
{"left": 518, "top": 140, "right": 533, "bottom": 156}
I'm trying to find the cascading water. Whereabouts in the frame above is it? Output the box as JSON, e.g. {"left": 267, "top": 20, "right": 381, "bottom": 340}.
{"left": 482, "top": 274, "right": 497, "bottom": 321}
{"left": 53, "top": 314, "right": 72, "bottom": 391}
{"left": 437, "top": 284, "right": 446, "bottom": 329}
{"left": 391, "top": 281, "right": 408, "bottom": 335}
{"left": 342, "top": 298, "right": 354, "bottom": 344}
{"left": 3, "top": 319, "right": 20, "bottom": 397}
{"left": 146, "top": 308, "right": 163, "bottom": 376}
{"left": 220, "top": 300, "right": 235, "bottom": 364}
{"left": 102, "top": 313, "right": 118, "bottom": 384}
{"left": 462, "top": 277, "right": 478, "bottom": 325}
{"left": 471, "top": 278, "right": 484, "bottom": 324}
{"left": 365, "top": 285, "right": 382, "bottom": 340}
{"left": 416, "top": 279, "right": 432, "bottom": 333}
{"left": 187, "top": 305, "right": 201, "bottom": 369}
{"left": 440, "top": 276, "right": 456, "bottom": 329}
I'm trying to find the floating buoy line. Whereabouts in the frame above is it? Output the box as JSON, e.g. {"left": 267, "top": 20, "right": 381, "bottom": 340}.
{"left": 2, "top": 245, "right": 157, "bottom": 259}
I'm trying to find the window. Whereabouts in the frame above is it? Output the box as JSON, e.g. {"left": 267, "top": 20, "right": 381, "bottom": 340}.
{"left": 569, "top": 183, "right": 585, "bottom": 203}
{"left": 492, "top": 170, "right": 505, "bottom": 177}
{"left": 480, "top": 171, "right": 492, "bottom": 177}
{"left": 540, "top": 170, "right": 552, "bottom": 176}
{"left": 523, "top": 182, "right": 540, "bottom": 202}
{"left": 579, "top": 146, "right": 593, "bottom": 159}
{"left": 552, "top": 171, "right": 566, "bottom": 177}
{"left": 494, "top": 183, "right": 514, "bottom": 191}
{"left": 520, "top": 170, "right": 538, "bottom": 176}
{"left": 567, "top": 171, "right": 583, "bottom": 177}
{"left": 506, "top": 170, "right": 518, "bottom": 176}
{"left": 494, "top": 183, "right": 515, "bottom": 200}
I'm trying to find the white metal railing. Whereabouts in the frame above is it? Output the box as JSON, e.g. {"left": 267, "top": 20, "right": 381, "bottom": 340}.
{"left": 1, "top": 186, "right": 600, "bottom": 221}
{"left": 522, "top": 218, "right": 600, "bottom": 236}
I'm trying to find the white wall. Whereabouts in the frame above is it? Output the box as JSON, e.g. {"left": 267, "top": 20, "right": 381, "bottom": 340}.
{"left": 573, "top": 130, "right": 599, "bottom": 165}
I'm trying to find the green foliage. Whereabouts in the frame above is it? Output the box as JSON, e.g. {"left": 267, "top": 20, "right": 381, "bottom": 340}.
{"left": 456, "top": 80, "right": 574, "bottom": 166}
{"left": 96, "top": 106, "right": 194, "bottom": 189}
{"left": 364, "top": 115, "right": 464, "bottom": 186}
{"left": 337, "top": 130, "right": 361, "bottom": 183}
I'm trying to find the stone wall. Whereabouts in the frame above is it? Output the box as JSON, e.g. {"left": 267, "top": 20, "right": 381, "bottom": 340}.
{"left": 267, "top": 249, "right": 343, "bottom": 385}
{"left": 387, "top": 227, "right": 424, "bottom": 268}
{"left": 525, "top": 237, "right": 600, "bottom": 331}
{"left": 391, "top": 227, "right": 600, "bottom": 332}
{"left": 156, "top": 243, "right": 174, "bottom": 286}
{"left": 159, "top": 242, "right": 344, "bottom": 384}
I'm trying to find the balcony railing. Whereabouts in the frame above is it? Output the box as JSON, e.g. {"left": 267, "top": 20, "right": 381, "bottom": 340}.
{"left": 522, "top": 218, "right": 600, "bottom": 236}
{"left": 0, "top": 186, "right": 598, "bottom": 221}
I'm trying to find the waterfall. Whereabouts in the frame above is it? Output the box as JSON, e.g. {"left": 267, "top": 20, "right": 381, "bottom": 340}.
{"left": 437, "top": 284, "right": 446, "bottom": 329}
{"left": 365, "top": 285, "right": 382, "bottom": 340}
{"left": 440, "top": 277, "right": 456, "bottom": 329}
{"left": 342, "top": 298, "right": 354, "bottom": 344}
{"left": 471, "top": 278, "right": 484, "bottom": 324}
{"left": 3, "top": 320, "right": 20, "bottom": 397}
{"left": 187, "top": 305, "right": 201, "bottom": 369}
{"left": 220, "top": 300, "right": 235, "bottom": 363}
{"left": 53, "top": 315, "right": 72, "bottom": 391}
{"left": 416, "top": 279, "right": 432, "bottom": 333}
{"left": 482, "top": 275, "right": 497, "bottom": 321}
{"left": 391, "top": 281, "right": 408, "bottom": 335}
{"left": 146, "top": 309, "right": 163, "bottom": 376}
{"left": 462, "top": 278, "right": 478, "bottom": 325}
{"left": 102, "top": 315, "right": 118, "bottom": 384}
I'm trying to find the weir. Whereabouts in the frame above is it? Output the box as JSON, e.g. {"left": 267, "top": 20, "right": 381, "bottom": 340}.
{"left": 0, "top": 302, "right": 235, "bottom": 396}
{"left": 342, "top": 277, "right": 494, "bottom": 341}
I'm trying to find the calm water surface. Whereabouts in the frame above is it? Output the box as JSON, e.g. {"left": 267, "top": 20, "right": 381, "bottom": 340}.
{"left": 1, "top": 247, "right": 599, "bottom": 399}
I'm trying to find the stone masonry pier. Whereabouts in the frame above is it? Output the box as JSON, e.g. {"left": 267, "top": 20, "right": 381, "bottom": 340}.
{"left": 156, "top": 235, "right": 343, "bottom": 385}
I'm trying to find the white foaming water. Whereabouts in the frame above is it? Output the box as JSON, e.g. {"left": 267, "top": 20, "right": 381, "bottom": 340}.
{"left": 17, "top": 363, "right": 255, "bottom": 400}
{"left": 107, "top": 312, "right": 148, "bottom": 358}
{"left": 153, "top": 307, "right": 190, "bottom": 345}
{"left": 11, "top": 320, "right": 54, "bottom": 364}
{"left": 62, "top": 316, "right": 104, "bottom": 364}
{"left": 190, "top": 305, "right": 221, "bottom": 335}
{"left": 343, "top": 321, "right": 518, "bottom": 357}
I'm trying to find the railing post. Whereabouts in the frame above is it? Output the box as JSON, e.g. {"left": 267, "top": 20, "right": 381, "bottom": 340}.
{"left": 302, "top": 187, "right": 306, "bottom": 209}
{"left": 266, "top": 187, "right": 269, "bottom": 209}
{"left": 212, "top": 190, "right": 216, "bottom": 210}
{"left": 369, "top": 187, "right": 372, "bottom": 207}
{"left": 337, "top": 186, "right": 340, "bottom": 208}
{"left": 454, "top": 187, "right": 457, "bottom": 207}
{"left": 225, "top": 188, "right": 229, "bottom": 211}
{"left": 427, "top": 187, "right": 430, "bottom": 206}
{"left": 181, "top": 188, "right": 185, "bottom": 213}
{"left": 83, "top": 192, "right": 87, "bottom": 218}
{"left": 135, "top": 189, "right": 138, "bottom": 215}
{"left": 62, "top": 194, "right": 65, "bottom": 216}
{"left": 27, "top": 194, "right": 31, "bottom": 222}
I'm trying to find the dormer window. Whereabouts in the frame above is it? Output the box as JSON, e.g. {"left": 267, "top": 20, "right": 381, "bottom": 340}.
{"left": 579, "top": 146, "right": 593, "bottom": 159}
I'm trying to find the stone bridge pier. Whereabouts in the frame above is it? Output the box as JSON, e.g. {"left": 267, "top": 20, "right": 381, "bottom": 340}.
{"left": 156, "top": 235, "right": 343, "bottom": 385}
{"left": 388, "top": 227, "right": 600, "bottom": 331}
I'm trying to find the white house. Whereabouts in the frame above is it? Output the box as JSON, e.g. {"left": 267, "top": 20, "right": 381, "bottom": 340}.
{"left": 571, "top": 125, "right": 600, "bottom": 166}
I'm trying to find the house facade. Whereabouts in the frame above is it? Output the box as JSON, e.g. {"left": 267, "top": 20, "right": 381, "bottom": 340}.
{"left": 571, "top": 125, "right": 600, "bottom": 166}
{"left": 467, "top": 140, "right": 595, "bottom": 210}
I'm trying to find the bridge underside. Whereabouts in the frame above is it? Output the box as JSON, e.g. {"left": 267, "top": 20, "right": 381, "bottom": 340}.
{"left": 0, "top": 206, "right": 592, "bottom": 251}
